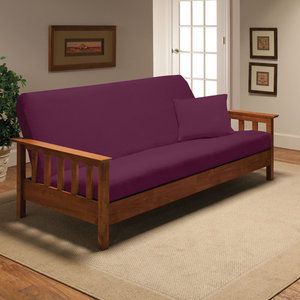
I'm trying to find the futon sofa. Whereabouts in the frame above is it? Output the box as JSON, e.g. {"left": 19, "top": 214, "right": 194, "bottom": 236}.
{"left": 13, "top": 75, "right": 278, "bottom": 250}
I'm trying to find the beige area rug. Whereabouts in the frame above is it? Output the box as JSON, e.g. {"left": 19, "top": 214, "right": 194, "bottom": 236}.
{"left": 0, "top": 161, "right": 300, "bottom": 300}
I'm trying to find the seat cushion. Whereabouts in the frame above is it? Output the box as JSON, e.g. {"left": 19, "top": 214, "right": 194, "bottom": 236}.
{"left": 50, "top": 130, "right": 272, "bottom": 202}
{"left": 174, "top": 94, "right": 234, "bottom": 141}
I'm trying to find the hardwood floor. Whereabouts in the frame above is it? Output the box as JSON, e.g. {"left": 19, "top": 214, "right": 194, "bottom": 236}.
{"left": 0, "top": 147, "right": 299, "bottom": 299}
{"left": 274, "top": 279, "right": 300, "bottom": 300}
{"left": 274, "top": 147, "right": 300, "bottom": 165}
{"left": 0, "top": 255, "right": 94, "bottom": 300}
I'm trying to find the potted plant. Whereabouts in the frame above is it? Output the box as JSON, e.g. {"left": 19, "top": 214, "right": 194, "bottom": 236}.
{"left": 0, "top": 57, "right": 26, "bottom": 182}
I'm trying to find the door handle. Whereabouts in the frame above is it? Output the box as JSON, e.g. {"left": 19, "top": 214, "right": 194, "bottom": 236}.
{"left": 172, "top": 49, "right": 180, "bottom": 54}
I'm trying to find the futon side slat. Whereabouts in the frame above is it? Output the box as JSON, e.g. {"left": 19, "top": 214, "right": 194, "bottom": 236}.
{"left": 86, "top": 165, "right": 93, "bottom": 200}
{"left": 71, "top": 161, "right": 79, "bottom": 195}
{"left": 44, "top": 154, "right": 51, "bottom": 187}
{"left": 31, "top": 150, "right": 38, "bottom": 183}
{"left": 57, "top": 157, "right": 64, "bottom": 190}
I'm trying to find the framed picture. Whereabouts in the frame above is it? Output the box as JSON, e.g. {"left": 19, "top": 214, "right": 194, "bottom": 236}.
{"left": 249, "top": 62, "right": 277, "bottom": 95}
{"left": 49, "top": 25, "right": 116, "bottom": 71}
{"left": 250, "top": 28, "right": 278, "bottom": 59}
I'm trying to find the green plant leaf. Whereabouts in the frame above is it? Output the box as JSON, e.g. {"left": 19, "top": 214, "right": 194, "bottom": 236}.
{"left": 0, "top": 56, "right": 26, "bottom": 146}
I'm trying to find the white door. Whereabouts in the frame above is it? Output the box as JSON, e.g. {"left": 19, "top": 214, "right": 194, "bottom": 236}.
{"left": 172, "top": 0, "right": 229, "bottom": 97}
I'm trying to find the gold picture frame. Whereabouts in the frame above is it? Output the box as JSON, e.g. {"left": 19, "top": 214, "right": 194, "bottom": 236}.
{"left": 49, "top": 25, "right": 116, "bottom": 71}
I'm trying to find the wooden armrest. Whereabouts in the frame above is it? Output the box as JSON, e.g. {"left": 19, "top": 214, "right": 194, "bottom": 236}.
{"left": 228, "top": 110, "right": 278, "bottom": 133}
{"left": 229, "top": 110, "right": 279, "bottom": 123}
{"left": 11, "top": 138, "right": 111, "bottom": 165}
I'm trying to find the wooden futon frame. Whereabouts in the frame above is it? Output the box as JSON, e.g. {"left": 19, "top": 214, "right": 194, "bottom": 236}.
{"left": 12, "top": 110, "right": 278, "bottom": 250}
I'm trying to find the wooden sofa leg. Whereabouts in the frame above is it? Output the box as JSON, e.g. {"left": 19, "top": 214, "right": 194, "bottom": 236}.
{"left": 98, "top": 222, "right": 109, "bottom": 251}
{"left": 266, "top": 149, "right": 274, "bottom": 181}
{"left": 98, "top": 161, "right": 110, "bottom": 250}
{"left": 266, "top": 119, "right": 275, "bottom": 181}
{"left": 16, "top": 144, "right": 26, "bottom": 218}
{"left": 266, "top": 164, "right": 274, "bottom": 181}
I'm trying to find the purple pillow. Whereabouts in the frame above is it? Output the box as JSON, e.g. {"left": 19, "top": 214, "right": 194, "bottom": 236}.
{"left": 174, "top": 94, "right": 234, "bottom": 141}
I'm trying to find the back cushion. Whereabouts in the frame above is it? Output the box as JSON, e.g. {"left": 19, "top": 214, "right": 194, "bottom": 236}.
{"left": 17, "top": 75, "right": 194, "bottom": 158}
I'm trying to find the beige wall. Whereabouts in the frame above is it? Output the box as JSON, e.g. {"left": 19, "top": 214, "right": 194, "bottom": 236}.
{"left": 1, "top": 0, "right": 153, "bottom": 166}
{"left": 0, "top": 0, "right": 153, "bottom": 93}
{"left": 240, "top": 0, "right": 300, "bottom": 149}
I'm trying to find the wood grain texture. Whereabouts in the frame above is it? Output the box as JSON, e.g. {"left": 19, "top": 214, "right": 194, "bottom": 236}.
{"left": 273, "top": 278, "right": 300, "bottom": 300}
{"left": 43, "top": 154, "right": 51, "bottom": 187}
{"left": 266, "top": 118, "right": 275, "bottom": 180}
{"left": 12, "top": 108, "right": 277, "bottom": 251}
{"left": 86, "top": 165, "right": 93, "bottom": 200}
{"left": 31, "top": 150, "right": 38, "bottom": 183}
{"left": 24, "top": 180, "right": 98, "bottom": 224}
{"left": 239, "top": 120, "right": 245, "bottom": 131}
{"left": 71, "top": 161, "right": 79, "bottom": 195}
{"left": 0, "top": 148, "right": 299, "bottom": 299}
{"left": 11, "top": 138, "right": 111, "bottom": 165}
{"left": 98, "top": 161, "right": 110, "bottom": 250}
{"left": 229, "top": 110, "right": 279, "bottom": 122}
{"left": 275, "top": 148, "right": 300, "bottom": 165}
{"left": 57, "top": 157, "right": 65, "bottom": 190}
{"left": 0, "top": 255, "right": 94, "bottom": 300}
{"left": 110, "top": 151, "right": 271, "bottom": 224}
{"left": 0, "top": 164, "right": 31, "bottom": 194}
{"left": 232, "top": 111, "right": 277, "bottom": 181}
{"left": 16, "top": 144, "right": 26, "bottom": 218}
{"left": 252, "top": 121, "right": 258, "bottom": 131}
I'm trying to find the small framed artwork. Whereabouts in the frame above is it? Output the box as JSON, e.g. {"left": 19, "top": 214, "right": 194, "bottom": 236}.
{"left": 49, "top": 25, "right": 116, "bottom": 71}
{"left": 249, "top": 62, "right": 277, "bottom": 95}
{"left": 250, "top": 28, "right": 278, "bottom": 59}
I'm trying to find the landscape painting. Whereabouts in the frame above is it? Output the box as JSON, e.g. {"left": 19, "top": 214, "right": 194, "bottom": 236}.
{"left": 49, "top": 25, "right": 116, "bottom": 71}
{"left": 65, "top": 38, "right": 104, "bottom": 56}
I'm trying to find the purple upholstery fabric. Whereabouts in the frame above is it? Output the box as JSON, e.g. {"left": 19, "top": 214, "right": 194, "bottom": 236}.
{"left": 17, "top": 75, "right": 193, "bottom": 159}
{"left": 50, "top": 131, "right": 272, "bottom": 202}
{"left": 17, "top": 75, "right": 193, "bottom": 180}
{"left": 174, "top": 94, "right": 234, "bottom": 141}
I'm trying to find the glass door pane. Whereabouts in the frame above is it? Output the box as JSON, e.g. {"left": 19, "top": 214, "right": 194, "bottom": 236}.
{"left": 176, "top": 0, "right": 222, "bottom": 97}
{"left": 180, "top": 1, "right": 191, "bottom": 25}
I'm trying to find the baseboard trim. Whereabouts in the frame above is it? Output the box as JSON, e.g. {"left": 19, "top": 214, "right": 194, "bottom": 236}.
{"left": 275, "top": 133, "right": 300, "bottom": 151}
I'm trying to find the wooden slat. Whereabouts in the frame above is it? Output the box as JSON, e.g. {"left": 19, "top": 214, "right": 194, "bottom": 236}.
{"left": 86, "top": 165, "right": 93, "bottom": 200}
{"left": 239, "top": 120, "right": 245, "bottom": 131}
{"left": 57, "top": 157, "right": 64, "bottom": 190}
{"left": 24, "top": 180, "right": 98, "bottom": 224}
{"left": 71, "top": 161, "right": 79, "bottom": 195}
{"left": 11, "top": 138, "right": 111, "bottom": 166}
{"left": 16, "top": 144, "right": 26, "bottom": 218}
{"left": 109, "top": 150, "right": 271, "bottom": 224}
{"left": 98, "top": 161, "right": 110, "bottom": 250}
{"left": 252, "top": 121, "right": 258, "bottom": 131}
{"left": 31, "top": 150, "right": 38, "bottom": 183}
{"left": 44, "top": 154, "right": 51, "bottom": 187}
